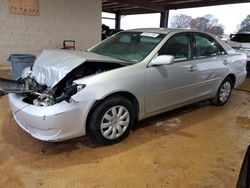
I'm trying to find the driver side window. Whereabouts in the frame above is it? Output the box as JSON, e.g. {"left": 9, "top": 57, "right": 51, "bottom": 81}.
{"left": 158, "top": 34, "right": 192, "bottom": 62}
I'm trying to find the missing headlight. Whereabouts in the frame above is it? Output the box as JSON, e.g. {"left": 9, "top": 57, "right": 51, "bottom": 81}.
{"left": 55, "top": 84, "right": 86, "bottom": 103}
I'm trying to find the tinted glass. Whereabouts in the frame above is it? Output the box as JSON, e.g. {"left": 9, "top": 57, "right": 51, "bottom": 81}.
{"left": 194, "top": 34, "right": 226, "bottom": 58}
{"left": 231, "top": 34, "right": 250, "bottom": 43}
{"left": 90, "top": 32, "right": 165, "bottom": 64}
{"left": 158, "top": 34, "right": 192, "bottom": 62}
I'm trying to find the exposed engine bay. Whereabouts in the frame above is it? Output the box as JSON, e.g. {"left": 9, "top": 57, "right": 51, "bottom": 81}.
{"left": 0, "top": 61, "right": 124, "bottom": 106}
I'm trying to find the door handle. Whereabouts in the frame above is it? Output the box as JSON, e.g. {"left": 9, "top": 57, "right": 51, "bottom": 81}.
{"left": 188, "top": 65, "right": 197, "bottom": 72}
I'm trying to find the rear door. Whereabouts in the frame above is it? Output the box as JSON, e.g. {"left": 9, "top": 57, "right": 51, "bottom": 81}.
{"left": 192, "top": 33, "right": 229, "bottom": 95}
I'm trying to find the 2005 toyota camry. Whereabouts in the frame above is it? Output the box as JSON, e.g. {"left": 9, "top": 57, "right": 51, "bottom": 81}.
{"left": 0, "top": 28, "right": 247, "bottom": 145}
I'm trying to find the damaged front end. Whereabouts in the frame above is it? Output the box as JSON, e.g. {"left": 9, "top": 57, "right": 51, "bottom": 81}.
{"left": 0, "top": 49, "right": 127, "bottom": 106}
{"left": 0, "top": 75, "right": 46, "bottom": 99}
{"left": 1, "top": 49, "right": 128, "bottom": 142}
{"left": 0, "top": 60, "right": 124, "bottom": 106}
{"left": 0, "top": 74, "right": 52, "bottom": 106}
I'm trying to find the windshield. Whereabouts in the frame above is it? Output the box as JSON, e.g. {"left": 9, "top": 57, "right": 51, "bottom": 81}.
{"left": 231, "top": 33, "right": 250, "bottom": 43}
{"left": 90, "top": 32, "right": 165, "bottom": 63}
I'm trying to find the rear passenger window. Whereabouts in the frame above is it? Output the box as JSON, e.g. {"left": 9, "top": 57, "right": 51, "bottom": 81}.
{"left": 194, "top": 34, "right": 226, "bottom": 58}
{"left": 158, "top": 34, "right": 192, "bottom": 62}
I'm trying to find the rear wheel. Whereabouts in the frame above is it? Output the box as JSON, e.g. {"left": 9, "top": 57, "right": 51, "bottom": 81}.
{"left": 211, "top": 77, "right": 233, "bottom": 106}
{"left": 88, "top": 95, "right": 135, "bottom": 145}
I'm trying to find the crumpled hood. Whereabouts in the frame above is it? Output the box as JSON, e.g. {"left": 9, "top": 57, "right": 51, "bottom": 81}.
{"left": 33, "top": 49, "right": 124, "bottom": 87}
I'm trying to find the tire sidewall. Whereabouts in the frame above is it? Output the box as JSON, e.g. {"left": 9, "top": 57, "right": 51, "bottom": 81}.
{"left": 216, "top": 78, "right": 233, "bottom": 105}
{"left": 88, "top": 96, "right": 135, "bottom": 145}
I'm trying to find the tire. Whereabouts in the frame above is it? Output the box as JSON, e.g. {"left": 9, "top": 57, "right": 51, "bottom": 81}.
{"left": 211, "top": 77, "right": 233, "bottom": 106}
{"left": 88, "top": 95, "right": 135, "bottom": 145}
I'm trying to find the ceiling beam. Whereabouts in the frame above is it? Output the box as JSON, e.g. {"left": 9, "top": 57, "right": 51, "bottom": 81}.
{"left": 103, "top": 0, "right": 250, "bottom": 15}
{"left": 103, "top": 4, "right": 130, "bottom": 9}
{"left": 119, "top": 8, "right": 159, "bottom": 15}
{"left": 167, "top": 0, "right": 250, "bottom": 9}
{"left": 107, "top": 0, "right": 166, "bottom": 12}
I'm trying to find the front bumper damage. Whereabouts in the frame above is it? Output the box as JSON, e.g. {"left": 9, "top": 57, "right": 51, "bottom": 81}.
{"left": 8, "top": 93, "right": 93, "bottom": 141}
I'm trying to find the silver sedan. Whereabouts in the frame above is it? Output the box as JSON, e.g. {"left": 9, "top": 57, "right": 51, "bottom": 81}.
{"left": 1, "top": 28, "right": 247, "bottom": 145}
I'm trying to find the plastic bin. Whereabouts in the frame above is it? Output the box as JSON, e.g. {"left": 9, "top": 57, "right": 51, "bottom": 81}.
{"left": 7, "top": 54, "right": 36, "bottom": 80}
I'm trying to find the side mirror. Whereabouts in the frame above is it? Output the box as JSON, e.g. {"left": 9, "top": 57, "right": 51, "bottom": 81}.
{"left": 151, "top": 55, "right": 174, "bottom": 66}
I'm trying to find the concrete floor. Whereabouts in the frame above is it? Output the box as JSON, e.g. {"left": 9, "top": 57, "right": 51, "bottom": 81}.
{"left": 0, "top": 69, "right": 250, "bottom": 187}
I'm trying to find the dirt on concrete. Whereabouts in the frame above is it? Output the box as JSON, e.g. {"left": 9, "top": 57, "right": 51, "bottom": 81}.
{"left": 0, "top": 70, "right": 250, "bottom": 187}
{"left": 237, "top": 78, "right": 250, "bottom": 92}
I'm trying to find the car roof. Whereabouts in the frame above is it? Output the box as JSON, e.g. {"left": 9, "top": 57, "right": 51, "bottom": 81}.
{"left": 126, "top": 28, "right": 212, "bottom": 36}
{"left": 127, "top": 28, "right": 182, "bottom": 34}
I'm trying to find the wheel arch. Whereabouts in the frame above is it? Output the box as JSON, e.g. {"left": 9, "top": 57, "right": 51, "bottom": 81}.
{"left": 226, "top": 73, "right": 236, "bottom": 87}
{"left": 86, "top": 91, "right": 140, "bottom": 134}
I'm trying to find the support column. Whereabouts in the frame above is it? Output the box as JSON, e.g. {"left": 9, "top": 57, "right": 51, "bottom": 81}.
{"left": 160, "top": 10, "right": 169, "bottom": 28}
{"left": 115, "top": 11, "right": 121, "bottom": 30}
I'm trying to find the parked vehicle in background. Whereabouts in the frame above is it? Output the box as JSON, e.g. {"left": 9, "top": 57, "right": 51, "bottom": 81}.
{"left": 0, "top": 28, "right": 247, "bottom": 145}
{"left": 227, "top": 32, "right": 250, "bottom": 62}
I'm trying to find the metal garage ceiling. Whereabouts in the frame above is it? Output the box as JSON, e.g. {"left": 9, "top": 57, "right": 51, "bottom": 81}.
{"left": 102, "top": 0, "right": 250, "bottom": 15}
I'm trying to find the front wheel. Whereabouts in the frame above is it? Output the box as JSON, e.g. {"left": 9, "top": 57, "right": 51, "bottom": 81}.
{"left": 88, "top": 95, "right": 135, "bottom": 145}
{"left": 211, "top": 77, "right": 233, "bottom": 106}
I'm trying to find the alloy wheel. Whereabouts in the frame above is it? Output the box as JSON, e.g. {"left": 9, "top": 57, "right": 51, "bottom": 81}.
{"left": 219, "top": 81, "right": 231, "bottom": 103}
{"left": 100, "top": 105, "right": 130, "bottom": 140}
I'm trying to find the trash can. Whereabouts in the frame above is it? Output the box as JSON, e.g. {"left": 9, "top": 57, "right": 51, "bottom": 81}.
{"left": 7, "top": 54, "right": 36, "bottom": 80}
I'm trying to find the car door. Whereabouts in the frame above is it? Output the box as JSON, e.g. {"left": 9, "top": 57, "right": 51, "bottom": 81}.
{"left": 192, "top": 33, "right": 229, "bottom": 95}
{"left": 145, "top": 33, "right": 204, "bottom": 115}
